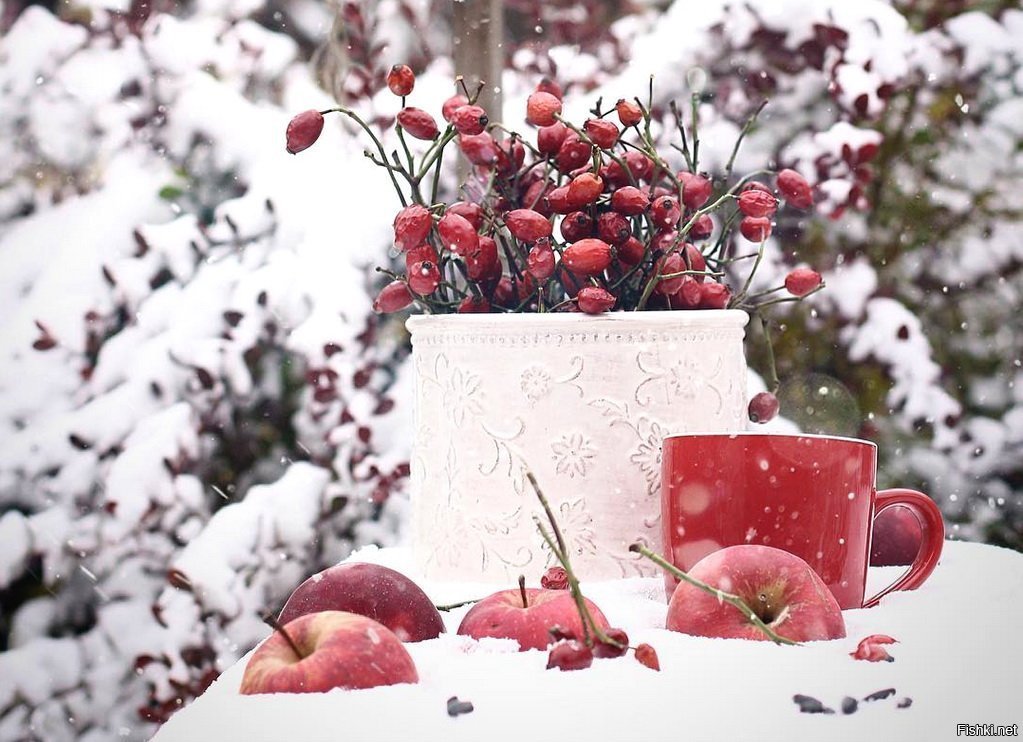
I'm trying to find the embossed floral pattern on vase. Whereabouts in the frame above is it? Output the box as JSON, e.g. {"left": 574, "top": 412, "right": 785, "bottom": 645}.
{"left": 630, "top": 420, "right": 668, "bottom": 496}
{"left": 408, "top": 312, "right": 749, "bottom": 582}
{"left": 555, "top": 499, "right": 597, "bottom": 558}
{"left": 444, "top": 367, "right": 483, "bottom": 425}
{"left": 520, "top": 365, "right": 552, "bottom": 404}
{"left": 551, "top": 433, "right": 596, "bottom": 478}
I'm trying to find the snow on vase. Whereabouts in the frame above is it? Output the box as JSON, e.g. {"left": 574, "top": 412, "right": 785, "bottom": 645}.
{"left": 407, "top": 310, "right": 749, "bottom": 581}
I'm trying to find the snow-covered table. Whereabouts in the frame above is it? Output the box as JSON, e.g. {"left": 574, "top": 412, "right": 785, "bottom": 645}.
{"left": 153, "top": 540, "right": 1022, "bottom": 742}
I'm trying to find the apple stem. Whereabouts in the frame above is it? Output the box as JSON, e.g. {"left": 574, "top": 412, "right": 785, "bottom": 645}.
{"left": 518, "top": 574, "right": 529, "bottom": 608}
{"left": 261, "top": 613, "right": 306, "bottom": 658}
{"left": 526, "top": 470, "right": 622, "bottom": 651}
{"left": 629, "top": 543, "right": 799, "bottom": 646}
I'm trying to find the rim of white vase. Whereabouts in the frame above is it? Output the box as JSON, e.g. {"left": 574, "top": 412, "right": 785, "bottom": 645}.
{"left": 406, "top": 308, "right": 749, "bottom": 331}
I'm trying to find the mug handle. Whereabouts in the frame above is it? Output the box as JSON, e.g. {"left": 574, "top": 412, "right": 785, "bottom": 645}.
{"left": 862, "top": 488, "right": 945, "bottom": 608}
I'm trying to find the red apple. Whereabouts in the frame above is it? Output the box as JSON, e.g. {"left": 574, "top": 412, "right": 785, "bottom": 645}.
{"left": 279, "top": 562, "right": 444, "bottom": 642}
{"left": 457, "top": 587, "right": 610, "bottom": 651}
{"left": 870, "top": 506, "right": 922, "bottom": 567}
{"left": 665, "top": 545, "right": 846, "bottom": 642}
{"left": 240, "top": 611, "right": 418, "bottom": 694}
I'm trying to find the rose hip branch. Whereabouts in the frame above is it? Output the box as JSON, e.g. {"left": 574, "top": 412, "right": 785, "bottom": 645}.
{"left": 285, "top": 69, "right": 828, "bottom": 422}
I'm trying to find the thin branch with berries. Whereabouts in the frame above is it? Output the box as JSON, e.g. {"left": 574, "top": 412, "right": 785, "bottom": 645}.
{"left": 285, "top": 72, "right": 825, "bottom": 418}
{"left": 526, "top": 471, "right": 623, "bottom": 652}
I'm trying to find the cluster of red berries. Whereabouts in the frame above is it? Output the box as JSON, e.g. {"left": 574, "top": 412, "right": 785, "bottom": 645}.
{"left": 285, "top": 65, "right": 823, "bottom": 321}
{"left": 539, "top": 567, "right": 660, "bottom": 672}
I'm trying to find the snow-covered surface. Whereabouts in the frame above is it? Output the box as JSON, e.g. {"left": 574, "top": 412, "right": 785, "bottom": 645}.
{"left": 153, "top": 540, "right": 1022, "bottom": 742}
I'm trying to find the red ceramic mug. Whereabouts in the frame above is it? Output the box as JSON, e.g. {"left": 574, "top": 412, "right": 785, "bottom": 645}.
{"left": 660, "top": 433, "right": 945, "bottom": 609}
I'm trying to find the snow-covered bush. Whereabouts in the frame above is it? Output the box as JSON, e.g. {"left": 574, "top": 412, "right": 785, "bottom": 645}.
{"left": 0, "top": 3, "right": 412, "bottom": 739}
{"left": 568, "top": 0, "right": 1022, "bottom": 547}
{"left": 0, "top": 0, "right": 1020, "bottom": 739}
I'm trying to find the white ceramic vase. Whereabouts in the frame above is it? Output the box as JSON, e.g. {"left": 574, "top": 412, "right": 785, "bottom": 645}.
{"left": 407, "top": 310, "right": 749, "bottom": 582}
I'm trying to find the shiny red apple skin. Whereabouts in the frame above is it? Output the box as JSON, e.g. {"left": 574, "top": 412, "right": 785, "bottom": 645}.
{"left": 240, "top": 611, "right": 418, "bottom": 695}
{"left": 870, "top": 506, "right": 922, "bottom": 567}
{"left": 457, "top": 588, "right": 610, "bottom": 651}
{"left": 278, "top": 562, "right": 444, "bottom": 642}
{"left": 665, "top": 545, "right": 846, "bottom": 642}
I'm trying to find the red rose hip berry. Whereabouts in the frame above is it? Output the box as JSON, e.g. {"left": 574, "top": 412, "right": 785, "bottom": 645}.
{"left": 678, "top": 275, "right": 703, "bottom": 308}
{"left": 617, "top": 235, "right": 645, "bottom": 265}
{"left": 699, "top": 281, "right": 731, "bottom": 309}
{"left": 597, "top": 212, "right": 631, "bottom": 246}
{"left": 285, "top": 110, "right": 324, "bottom": 154}
{"left": 386, "top": 64, "right": 415, "bottom": 97}
{"left": 748, "top": 391, "right": 780, "bottom": 423}
{"left": 458, "top": 133, "right": 500, "bottom": 167}
{"left": 457, "top": 296, "right": 491, "bottom": 313}
{"left": 777, "top": 168, "right": 814, "bottom": 209}
{"left": 526, "top": 91, "right": 563, "bottom": 127}
{"left": 535, "top": 77, "right": 563, "bottom": 100}
{"left": 527, "top": 242, "right": 556, "bottom": 280}
{"left": 654, "top": 253, "right": 685, "bottom": 296}
{"left": 373, "top": 281, "right": 413, "bottom": 313}
{"left": 738, "top": 189, "right": 778, "bottom": 218}
{"left": 616, "top": 98, "right": 642, "bottom": 127}
{"left": 465, "top": 236, "right": 501, "bottom": 281}
{"left": 545, "top": 185, "right": 574, "bottom": 214}
{"left": 505, "top": 209, "right": 553, "bottom": 243}
{"left": 396, "top": 107, "right": 439, "bottom": 140}
{"left": 540, "top": 566, "right": 569, "bottom": 590}
{"left": 567, "top": 172, "right": 604, "bottom": 208}
{"left": 610, "top": 186, "right": 649, "bottom": 215}
{"left": 407, "top": 260, "right": 441, "bottom": 295}
{"left": 450, "top": 105, "right": 488, "bottom": 136}
{"left": 405, "top": 243, "right": 438, "bottom": 269}
{"left": 584, "top": 118, "right": 619, "bottom": 149}
{"left": 446, "top": 202, "right": 483, "bottom": 230}
{"left": 555, "top": 135, "right": 592, "bottom": 173}
{"left": 523, "top": 179, "right": 553, "bottom": 214}
{"left": 546, "top": 640, "right": 593, "bottom": 672}
{"left": 689, "top": 213, "right": 714, "bottom": 240}
{"left": 577, "top": 286, "right": 616, "bottom": 314}
{"left": 562, "top": 238, "right": 612, "bottom": 276}
{"left": 593, "top": 628, "right": 630, "bottom": 658}
{"left": 652, "top": 196, "right": 681, "bottom": 229}
{"left": 784, "top": 267, "right": 822, "bottom": 297}
{"left": 437, "top": 213, "right": 479, "bottom": 256}
{"left": 393, "top": 205, "right": 433, "bottom": 251}
{"left": 560, "top": 211, "right": 594, "bottom": 242}
{"left": 740, "top": 216, "right": 772, "bottom": 242}
{"left": 681, "top": 243, "right": 707, "bottom": 280}
{"left": 679, "top": 171, "right": 713, "bottom": 209}
{"left": 850, "top": 634, "right": 897, "bottom": 663}
{"left": 442, "top": 94, "right": 469, "bottom": 122}
{"left": 652, "top": 230, "right": 678, "bottom": 252}
{"left": 537, "top": 122, "right": 569, "bottom": 155}
{"left": 624, "top": 150, "right": 654, "bottom": 182}
{"left": 634, "top": 643, "right": 660, "bottom": 671}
